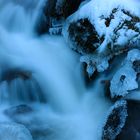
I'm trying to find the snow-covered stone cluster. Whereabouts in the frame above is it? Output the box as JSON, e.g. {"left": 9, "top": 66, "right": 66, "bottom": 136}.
{"left": 62, "top": 0, "right": 140, "bottom": 76}
{"left": 61, "top": 0, "right": 140, "bottom": 139}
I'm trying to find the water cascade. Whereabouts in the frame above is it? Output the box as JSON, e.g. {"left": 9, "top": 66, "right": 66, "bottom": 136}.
{"left": 0, "top": 1, "right": 112, "bottom": 140}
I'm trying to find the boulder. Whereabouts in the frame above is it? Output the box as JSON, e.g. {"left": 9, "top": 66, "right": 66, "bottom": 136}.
{"left": 62, "top": 0, "right": 140, "bottom": 77}
{"left": 110, "top": 49, "right": 140, "bottom": 99}
{"left": 102, "top": 100, "right": 128, "bottom": 140}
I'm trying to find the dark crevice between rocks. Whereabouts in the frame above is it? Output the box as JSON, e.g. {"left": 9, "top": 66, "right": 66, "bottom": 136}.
{"left": 82, "top": 62, "right": 99, "bottom": 87}
{"left": 133, "top": 60, "right": 140, "bottom": 74}
{"left": 60, "top": 0, "right": 84, "bottom": 18}
{"left": 101, "top": 79, "right": 111, "bottom": 99}
{"left": 35, "top": 13, "right": 50, "bottom": 35}
{"left": 43, "top": 0, "right": 84, "bottom": 19}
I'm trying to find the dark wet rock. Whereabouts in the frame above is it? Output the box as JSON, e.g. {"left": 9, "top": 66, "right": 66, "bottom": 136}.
{"left": 1, "top": 69, "right": 31, "bottom": 81}
{"left": 101, "top": 80, "right": 111, "bottom": 98}
{"left": 0, "top": 69, "right": 47, "bottom": 104}
{"left": 44, "top": 0, "right": 85, "bottom": 19}
{"left": 36, "top": 0, "right": 85, "bottom": 35}
{"left": 133, "top": 60, "right": 140, "bottom": 73}
{"left": 102, "top": 100, "right": 128, "bottom": 140}
{"left": 117, "top": 100, "right": 140, "bottom": 140}
{"left": 68, "top": 18, "right": 100, "bottom": 54}
{"left": 35, "top": 12, "right": 50, "bottom": 35}
{"left": 4, "top": 104, "right": 33, "bottom": 116}
{"left": 35, "top": 0, "right": 62, "bottom": 35}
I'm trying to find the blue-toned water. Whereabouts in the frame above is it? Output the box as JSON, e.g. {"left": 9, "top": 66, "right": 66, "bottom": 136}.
{"left": 0, "top": 1, "right": 111, "bottom": 140}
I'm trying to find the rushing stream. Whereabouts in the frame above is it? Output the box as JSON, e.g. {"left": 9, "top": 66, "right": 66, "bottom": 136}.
{"left": 0, "top": 0, "right": 112, "bottom": 140}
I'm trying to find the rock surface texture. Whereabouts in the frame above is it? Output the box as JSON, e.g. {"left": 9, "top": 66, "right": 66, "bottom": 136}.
{"left": 62, "top": 0, "right": 140, "bottom": 139}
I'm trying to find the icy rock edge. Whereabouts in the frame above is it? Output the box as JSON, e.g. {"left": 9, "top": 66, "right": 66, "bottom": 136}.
{"left": 102, "top": 100, "right": 128, "bottom": 140}
{"left": 62, "top": 0, "right": 140, "bottom": 77}
{"left": 110, "top": 49, "right": 140, "bottom": 99}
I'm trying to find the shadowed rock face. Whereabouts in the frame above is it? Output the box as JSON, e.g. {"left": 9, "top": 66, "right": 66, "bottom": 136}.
{"left": 68, "top": 18, "right": 100, "bottom": 54}
{"left": 59, "top": 0, "right": 84, "bottom": 18}
{"left": 1, "top": 69, "right": 31, "bottom": 81}
{"left": 102, "top": 100, "right": 127, "bottom": 140}
{"left": 36, "top": 0, "right": 85, "bottom": 34}
{"left": 0, "top": 69, "right": 47, "bottom": 104}
{"left": 44, "top": 0, "right": 84, "bottom": 19}
{"left": 117, "top": 101, "right": 140, "bottom": 140}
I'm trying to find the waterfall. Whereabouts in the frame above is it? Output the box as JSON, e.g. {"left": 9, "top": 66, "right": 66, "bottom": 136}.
{"left": 0, "top": 0, "right": 46, "bottom": 34}
{"left": 0, "top": 1, "right": 112, "bottom": 140}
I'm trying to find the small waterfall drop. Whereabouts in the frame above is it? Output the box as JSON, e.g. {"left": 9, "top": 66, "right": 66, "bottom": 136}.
{"left": 0, "top": 1, "right": 112, "bottom": 140}
{"left": 0, "top": 0, "right": 45, "bottom": 34}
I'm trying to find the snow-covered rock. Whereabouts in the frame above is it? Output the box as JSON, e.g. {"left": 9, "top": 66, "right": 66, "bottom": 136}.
{"left": 67, "top": 18, "right": 100, "bottom": 54}
{"left": 110, "top": 63, "right": 138, "bottom": 98}
{"left": 80, "top": 51, "right": 112, "bottom": 76}
{"left": 63, "top": 0, "right": 140, "bottom": 76}
{"left": 102, "top": 100, "right": 128, "bottom": 140}
{"left": 110, "top": 49, "right": 140, "bottom": 98}
{"left": 0, "top": 123, "right": 33, "bottom": 140}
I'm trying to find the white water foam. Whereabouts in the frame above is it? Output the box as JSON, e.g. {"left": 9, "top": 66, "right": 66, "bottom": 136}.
{"left": 0, "top": 1, "right": 112, "bottom": 140}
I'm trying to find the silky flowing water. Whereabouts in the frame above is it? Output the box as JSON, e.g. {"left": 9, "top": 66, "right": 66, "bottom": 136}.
{"left": 0, "top": 1, "right": 112, "bottom": 140}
